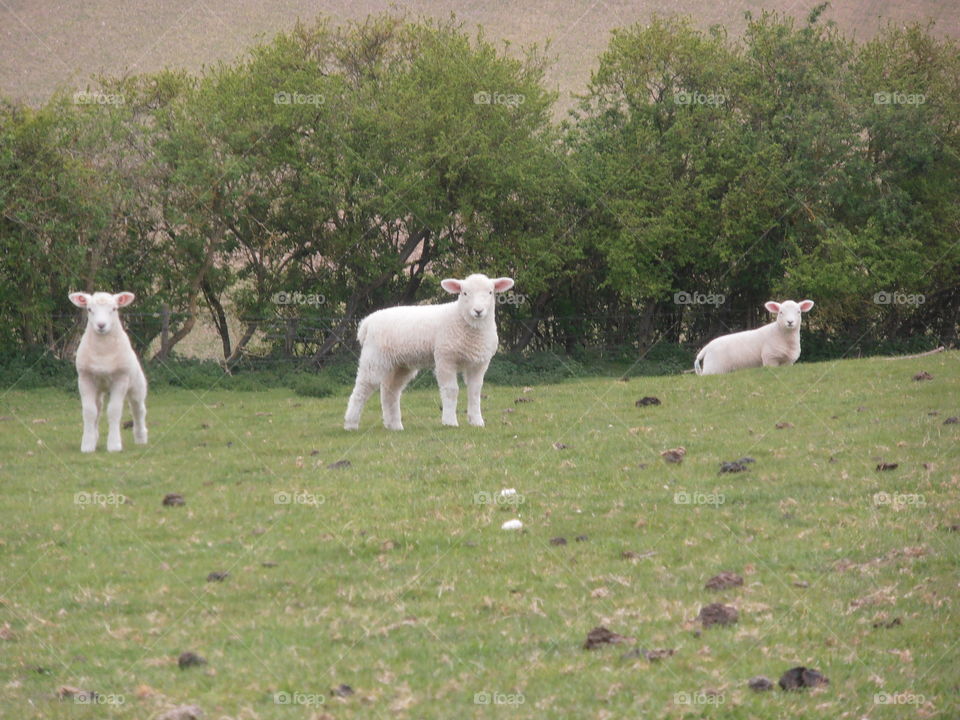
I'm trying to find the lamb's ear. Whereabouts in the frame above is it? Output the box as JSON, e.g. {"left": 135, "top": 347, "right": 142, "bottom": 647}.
{"left": 114, "top": 292, "right": 136, "bottom": 307}
{"left": 440, "top": 279, "right": 462, "bottom": 294}
{"left": 764, "top": 301, "right": 781, "bottom": 314}
{"left": 492, "top": 277, "right": 515, "bottom": 293}
{"left": 798, "top": 299, "right": 814, "bottom": 312}
{"left": 69, "top": 292, "right": 91, "bottom": 308}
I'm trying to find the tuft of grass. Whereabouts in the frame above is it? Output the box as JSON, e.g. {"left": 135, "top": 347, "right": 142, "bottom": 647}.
{"left": 0, "top": 353, "right": 958, "bottom": 718}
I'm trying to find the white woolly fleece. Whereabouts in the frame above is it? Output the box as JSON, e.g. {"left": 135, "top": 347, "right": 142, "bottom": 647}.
{"left": 694, "top": 299, "right": 814, "bottom": 375}
{"left": 344, "top": 273, "right": 514, "bottom": 430}
{"left": 69, "top": 291, "right": 148, "bottom": 452}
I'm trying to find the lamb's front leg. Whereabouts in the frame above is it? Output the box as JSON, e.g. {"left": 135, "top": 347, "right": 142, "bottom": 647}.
{"left": 435, "top": 363, "right": 459, "bottom": 426}
{"left": 105, "top": 377, "right": 130, "bottom": 452}
{"left": 463, "top": 362, "right": 489, "bottom": 427}
{"left": 761, "top": 352, "right": 785, "bottom": 367}
{"left": 78, "top": 374, "right": 101, "bottom": 453}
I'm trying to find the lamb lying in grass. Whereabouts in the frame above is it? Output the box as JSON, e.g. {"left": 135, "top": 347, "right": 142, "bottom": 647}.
{"left": 344, "top": 274, "right": 515, "bottom": 430}
{"left": 694, "top": 299, "right": 814, "bottom": 375}
{"left": 69, "top": 292, "right": 148, "bottom": 452}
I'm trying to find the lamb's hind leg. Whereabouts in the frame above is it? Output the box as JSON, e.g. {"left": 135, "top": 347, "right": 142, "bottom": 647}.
{"left": 380, "top": 366, "right": 418, "bottom": 431}
{"left": 344, "top": 360, "right": 381, "bottom": 430}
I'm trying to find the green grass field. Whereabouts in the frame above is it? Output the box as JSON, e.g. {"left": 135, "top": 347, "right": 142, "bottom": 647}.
{"left": 1, "top": 352, "right": 958, "bottom": 719}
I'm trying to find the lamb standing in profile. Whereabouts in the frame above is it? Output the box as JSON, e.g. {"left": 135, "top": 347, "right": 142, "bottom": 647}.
{"left": 68, "top": 292, "right": 148, "bottom": 452}
{"left": 694, "top": 299, "right": 814, "bottom": 375}
{"left": 344, "top": 274, "right": 515, "bottom": 430}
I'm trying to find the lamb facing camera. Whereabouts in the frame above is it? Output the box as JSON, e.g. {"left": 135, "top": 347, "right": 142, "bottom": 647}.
{"left": 695, "top": 299, "right": 814, "bottom": 375}
{"left": 344, "top": 274, "right": 514, "bottom": 430}
{"left": 68, "top": 291, "right": 148, "bottom": 452}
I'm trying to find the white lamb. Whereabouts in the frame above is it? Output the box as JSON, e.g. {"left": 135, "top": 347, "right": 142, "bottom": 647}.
{"left": 68, "top": 292, "right": 148, "bottom": 452}
{"left": 344, "top": 274, "right": 515, "bottom": 430}
{"left": 694, "top": 299, "right": 814, "bottom": 375}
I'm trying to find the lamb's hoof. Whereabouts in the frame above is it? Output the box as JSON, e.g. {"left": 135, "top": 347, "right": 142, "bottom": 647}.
{"left": 442, "top": 419, "right": 459, "bottom": 427}
{"left": 468, "top": 418, "right": 485, "bottom": 427}
{"left": 107, "top": 445, "right": 122, "bottom": 452}
{"left": 134, "top": 433, "right": 148, "bottom": 445}
{"left": 384, "top": 423, "right": 404, "bottom": 431}
{"left": 344, "top": 422, "right": 359, "bottom": 431}
{"left": 80, "top": 445, "right": 96, "bottom": 453}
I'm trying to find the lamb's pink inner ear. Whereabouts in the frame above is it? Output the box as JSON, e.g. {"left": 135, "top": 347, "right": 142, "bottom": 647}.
{"left": 69, "top": 293, "right": 89, "bottom": 308}
{"left": 764, "top": 301, "right": 781, "bottom": 314}
{"left": 115, "top": 292, "right": 135, "bottom": 307}
{"left": 493, "top": 277, "right": 515, "bottom": 293}
{"left": 440, "top": 279, "right": 462, "bottom": 294}
{"left": 799, "top": 300, "right": 814, "bottom": 312}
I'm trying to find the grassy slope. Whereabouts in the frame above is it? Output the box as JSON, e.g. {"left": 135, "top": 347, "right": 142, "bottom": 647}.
{"left": 0, "top": 352, "right": 958, "bottom": 718}
{"left": 2, "top": 0, "right": 957, "bottom": 110}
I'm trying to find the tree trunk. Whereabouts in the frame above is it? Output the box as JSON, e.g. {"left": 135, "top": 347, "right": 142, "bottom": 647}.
{"left": 310, "top": 230, "right": 430, "bottom": 365}
{"left": 225, "top": 321, "right": 258, "bottom": 368}
{"left": 511, "top": 290, "right": 551, "bottom": 353}
{"left": 202, "top": 278, "right": 232, "bottom": 360}
{"left": 151, "top": 229, "right": 220, "bottom": 362}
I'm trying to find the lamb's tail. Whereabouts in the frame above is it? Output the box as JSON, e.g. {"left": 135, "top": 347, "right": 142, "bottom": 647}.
{"left": 356, "top": 317, "right": 369, "bottom": 346}
{"left": 694, "top": 348, "right": 706, "bottom": 375}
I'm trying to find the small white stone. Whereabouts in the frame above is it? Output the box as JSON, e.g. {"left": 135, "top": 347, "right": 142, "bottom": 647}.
{"left": 501, "top": 519, "right": 523, "bottom": 531}
{"left": 499, "top": 488, "right": 517, "bottom": 497}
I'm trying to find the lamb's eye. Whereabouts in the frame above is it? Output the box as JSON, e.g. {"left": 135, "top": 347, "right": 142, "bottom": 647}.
{"left": 461, "top": 292, "right": 467, "bottom": 296}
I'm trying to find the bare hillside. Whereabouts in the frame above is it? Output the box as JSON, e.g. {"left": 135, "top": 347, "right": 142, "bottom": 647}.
{"left": 2, "top": 0, "right": 956, "bottom": 109}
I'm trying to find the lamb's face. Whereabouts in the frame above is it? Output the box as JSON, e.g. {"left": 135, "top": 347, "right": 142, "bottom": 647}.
{"left": 765, "top": 299, "right": 814, "bottom": 331}
{"left": 69, "top": 291, "right": 136, "bottom": 335}
{"left": 441, "top": 274, "right": 515, "bottom": 325}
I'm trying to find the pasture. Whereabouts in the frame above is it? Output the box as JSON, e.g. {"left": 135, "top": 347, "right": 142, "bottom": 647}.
{"left": 1, "top": 352, "right": 958, "bottom": 719}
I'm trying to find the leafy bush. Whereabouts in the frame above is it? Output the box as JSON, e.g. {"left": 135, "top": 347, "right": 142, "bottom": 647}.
{"left": 0, "top": 350, "right": 74, "bottom": 391}
{"left": 485, "top": 352, "right": 585, "bottom": 385}
{"left": 620, "top": 344, "right": 694, "bottom": 377}
{"left": 288, "top": 374, "right": 337, "bottom": 398}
